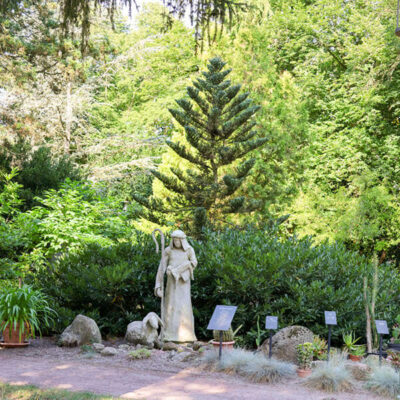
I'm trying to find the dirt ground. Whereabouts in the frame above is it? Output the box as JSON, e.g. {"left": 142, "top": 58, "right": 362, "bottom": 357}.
{"left": 0, "top": 338, "right": 382, "bottom": 400}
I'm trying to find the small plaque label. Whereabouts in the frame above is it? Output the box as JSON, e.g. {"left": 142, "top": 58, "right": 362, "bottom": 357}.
{"left": 325, "top": 311, "right": 337, "bottom": 326}
{"left": 265, "top": 316, "right": 278, "bottom": 330}
{"left": 375, "top": 320, "right": 389, "bottom": 335}
{"left": 207, "top": 305, "right": 237, "bottom": 331}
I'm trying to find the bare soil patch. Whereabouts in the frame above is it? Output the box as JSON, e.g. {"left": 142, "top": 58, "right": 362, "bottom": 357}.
{"left": 0, "top": 338, "right": 381, "bottom": 400}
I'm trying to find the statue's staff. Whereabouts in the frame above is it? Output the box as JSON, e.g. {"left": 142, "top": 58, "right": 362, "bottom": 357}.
{"left": 152, "top": 228, "right": 165, "bottom": 341}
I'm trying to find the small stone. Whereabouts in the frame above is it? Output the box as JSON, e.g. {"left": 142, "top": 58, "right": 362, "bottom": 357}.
{"left": 118, "top": 344, "right": 131, "bottom": 351}
{"left": 136, "top": 344, "right": 142, "bottom": 349}
{"left": 163, "top": 342, "right": 179, "bottom": 351}
{"left": 101, "top": 347, "right": 119, "bottom": 356}
{"left": 93, "top": 343, "right": 105, "bottom": 352}
{"left": 171, "top": 352, "right": 189, "bottom": 362}
{"left": 168, "top": 350, "right": 176, "bottom": 359}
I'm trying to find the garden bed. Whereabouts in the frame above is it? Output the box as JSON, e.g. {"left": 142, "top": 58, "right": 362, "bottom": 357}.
{"left": 0, "top": 337, "right": 383, "bottom": 400}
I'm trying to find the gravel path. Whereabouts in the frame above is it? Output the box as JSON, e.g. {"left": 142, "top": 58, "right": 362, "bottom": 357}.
{"left": 0, "top": 338, "right": 381, "bottom": 400}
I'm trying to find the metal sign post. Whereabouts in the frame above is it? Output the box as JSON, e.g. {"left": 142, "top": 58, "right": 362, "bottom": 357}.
{"left": 265, "top": 316, "right": 278, "bottom": 359}
{"left": 207, "top": 305, "right": 237, "bottom": 360}
{"left": 324, "top": 311, "right": 337, "bottom": 362}
{"left": 375, "top": 320, "right": 389, "bottom": 365}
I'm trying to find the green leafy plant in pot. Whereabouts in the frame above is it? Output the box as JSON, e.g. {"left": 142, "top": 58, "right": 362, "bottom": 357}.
{"left": 312, "top": 335, "right": 328, "bottom": 360}
{"left": 297, "top": 342, "right": 314, "bottom": 377}
{"left": 211, "top": 325, "right": 242, "bottom": 350}
{"left": 0, "top": 285, "right": 56, "bottom": 347}
{"left": 342, "top": 332, "right": 365, "bottom": 361}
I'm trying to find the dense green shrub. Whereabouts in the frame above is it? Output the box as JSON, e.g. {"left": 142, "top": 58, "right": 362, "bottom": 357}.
{"left": 191, "top": 229, "right": 400, "bottom": 345}
{"left": 31, "top": 228, "right": 400, "bottom": 344}
{"left": 31, "top": 238, "right": 160, "bottom": 335}
{"left": 0, "top": 139, "right": 82, "bottom": 210}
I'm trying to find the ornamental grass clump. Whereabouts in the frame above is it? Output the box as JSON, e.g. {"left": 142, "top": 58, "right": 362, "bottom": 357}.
{"left": 240, "top": 354, "right": 296, "bottom": 383}
{"left": 305, "top": 354, "right": 354, "bottom": 392}
{"left": 366, "top": 365, "right": 400, "bottom": 398}
{"left": 203, "top": 348, "right": 253, "bottom": 373}
{"left": 202, "top": 348, "right": 296, "bottom": 383}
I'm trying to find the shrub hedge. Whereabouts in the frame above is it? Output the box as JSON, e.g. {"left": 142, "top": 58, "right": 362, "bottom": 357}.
{"left": 30, "top": 228, "right": 400, "bottom": 347}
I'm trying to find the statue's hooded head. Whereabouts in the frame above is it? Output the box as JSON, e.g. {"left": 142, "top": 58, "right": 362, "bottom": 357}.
{"left": 170, "top": 230, "right": 190, "bottom": 251}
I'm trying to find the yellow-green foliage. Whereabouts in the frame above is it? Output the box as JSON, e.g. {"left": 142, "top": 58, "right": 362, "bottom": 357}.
{"left": 128, "top": 348, "right": 152, "bottom": 360}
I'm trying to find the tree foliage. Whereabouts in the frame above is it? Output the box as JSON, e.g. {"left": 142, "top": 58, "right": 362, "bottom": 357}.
{"left": 133, "top": 57, "right": 267, "bottom": 234}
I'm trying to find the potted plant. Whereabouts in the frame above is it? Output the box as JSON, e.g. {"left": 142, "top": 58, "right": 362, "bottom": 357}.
{"left": 0, "top": 285, "right": 55, "bottom": 347}
{"left": 311, "top": 335, "right": 328, "bottom": 360}
{"left": 342, "top": 331, "right": 365, "bottom": 361}
{"left": 388, "top": 315, "right": 400, "bottom": 351}
{"left": 297, "top": 342, "right": 313, "bottom": 377}
{"left": 211, "top": 325, "right": 242, "bottom": 350}
{"left": 348, "top": 345, "right": 366, "bottom": 362}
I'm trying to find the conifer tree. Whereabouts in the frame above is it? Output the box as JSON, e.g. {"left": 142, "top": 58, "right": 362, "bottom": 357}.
{"left": 133, "top": 57, "right": 268, "bottom": 235}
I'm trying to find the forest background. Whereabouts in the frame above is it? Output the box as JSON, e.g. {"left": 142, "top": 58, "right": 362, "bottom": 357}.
{"left": 1, "top": 0, "right": 400, "bottom": 347}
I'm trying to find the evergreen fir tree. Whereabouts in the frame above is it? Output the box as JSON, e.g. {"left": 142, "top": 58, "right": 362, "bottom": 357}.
{"left": 133, "top": 57, "right": 268, "bottom": 235}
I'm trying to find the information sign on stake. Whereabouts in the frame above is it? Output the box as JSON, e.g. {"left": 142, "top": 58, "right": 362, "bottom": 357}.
{"left": 265, "top": 316, "right": 278, "bottom": 359}
{"left": 207, "top": 305, "right": 237, "bottom": 331}
{"left": 207, "top": 305, "right": 237, "bottom": 360}
{"left": 375, "top": 320, "right": 389, "bottom": 335}
{"left": 265, "top": 316, "right": 278, "bottom": 330}
{"left": 324, "top": 311, "right": 337, "bottom": 361}
{"left": 324, "top": 311, "right": 337, "bottom": 326}
{"left": 375, "top": 320, "right": 389, "bottom": 365}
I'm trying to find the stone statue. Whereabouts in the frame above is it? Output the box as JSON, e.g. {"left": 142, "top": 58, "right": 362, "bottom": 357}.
{"left": 153, "top": 229, "right": 197, "bottom": 343}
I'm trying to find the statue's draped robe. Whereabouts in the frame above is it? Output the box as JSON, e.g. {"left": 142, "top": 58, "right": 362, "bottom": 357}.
{"left": 155, "top": 244, "right": 197, "bottom": 342}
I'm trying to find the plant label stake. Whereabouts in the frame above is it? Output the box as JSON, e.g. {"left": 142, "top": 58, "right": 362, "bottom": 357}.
{"left": 324, "top": 311, "right": 337, "bottom": 362}
{"left": 207, "top": 305, "right": 237, "bottom": 360}
{"left": 375, "top": 320, "right": 389, "bottom": 365}
{"left": 265, "top": 316, "right": 278, "bottom": 359}
{"left": 152, "top": 229, "right": 165, "bottom": 341}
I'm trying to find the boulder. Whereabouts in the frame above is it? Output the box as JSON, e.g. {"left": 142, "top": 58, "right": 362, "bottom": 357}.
{"left": 101, "top": 347, "right": 119, "bottom": 356}
{"left": 58, "top": 315, "right": 101, "bottom": 347}
{"left": 262, "top": 325, "right": 313, "bottom": 363}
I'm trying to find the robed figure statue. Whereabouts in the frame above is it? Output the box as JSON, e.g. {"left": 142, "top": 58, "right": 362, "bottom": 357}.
{"left": 154, "top": 230, "right": 197, "bottom": 343}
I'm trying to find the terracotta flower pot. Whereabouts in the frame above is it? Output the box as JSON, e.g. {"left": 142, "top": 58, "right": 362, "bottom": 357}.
{"left": 1, "top": 322, "right": 29, "bottom": 346}
{"left": 348, "top": 354, "right": 362, "bottom": 362}
{"left": 210, "top": 340, "right": 235, "bottom": 350}
{"left": 297, "top": 368, "right": 312, "bottom": 378}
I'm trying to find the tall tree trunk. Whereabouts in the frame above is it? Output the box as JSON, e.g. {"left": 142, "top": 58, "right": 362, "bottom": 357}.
{"left": 64, "top": 81, "right": 72, "bottom": 154}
